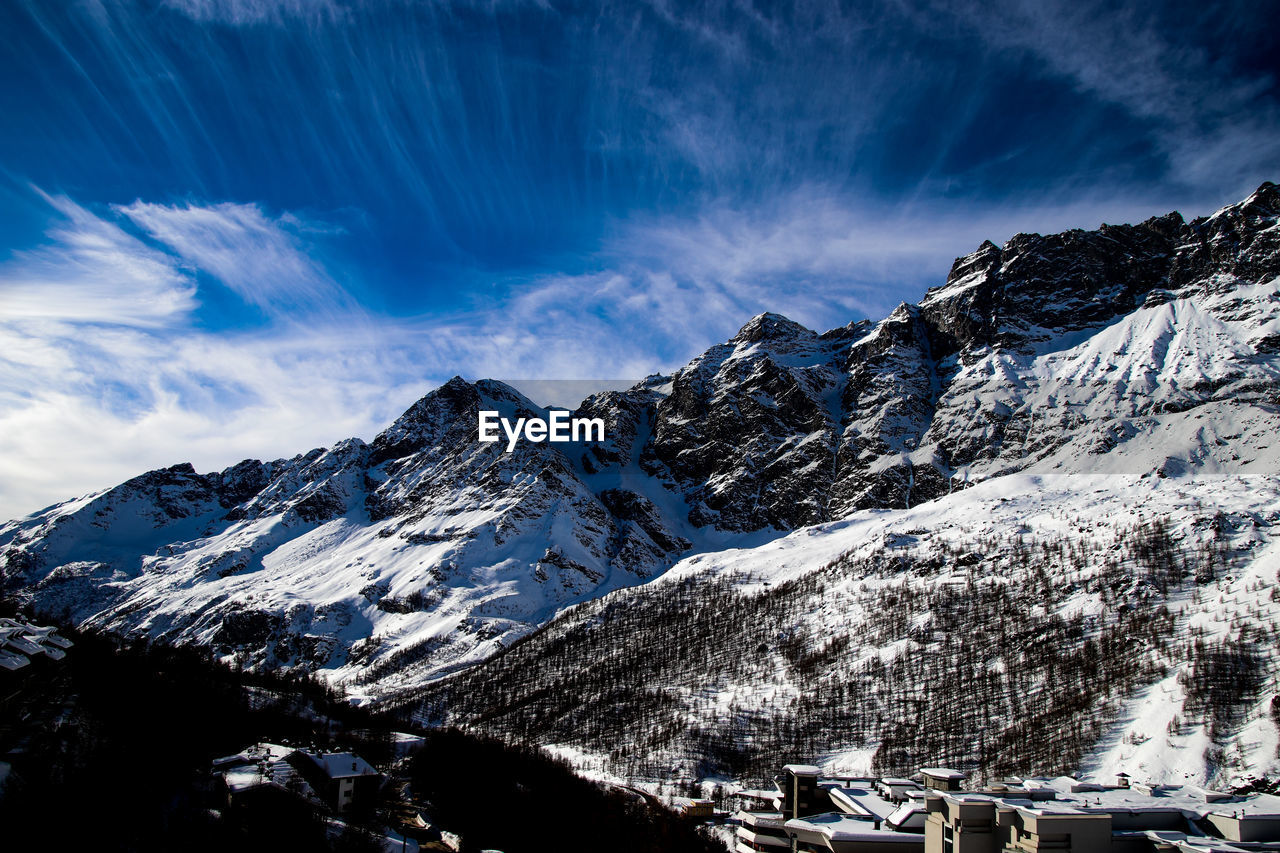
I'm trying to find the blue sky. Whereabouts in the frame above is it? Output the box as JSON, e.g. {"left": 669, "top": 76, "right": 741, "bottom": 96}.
{"left": 0, "top": 0, "right": 1277, "bottom": 518}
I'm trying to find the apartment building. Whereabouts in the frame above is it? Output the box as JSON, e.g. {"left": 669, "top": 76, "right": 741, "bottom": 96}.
{"left": 735, "top": 766, "right": 1280, "bottom": 853}
{"left": 924, "top": 777, "right": 1280, "bottom": 853}
{"left": 735, "top": 766, "right": 926, "bottom": 853}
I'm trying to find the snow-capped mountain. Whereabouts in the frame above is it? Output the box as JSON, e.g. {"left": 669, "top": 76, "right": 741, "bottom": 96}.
{"left": 0, "top": 377, "right": 712, "bottom": 695}
{"left": 2, "top": 184, "right": 1279, "bottom": 783}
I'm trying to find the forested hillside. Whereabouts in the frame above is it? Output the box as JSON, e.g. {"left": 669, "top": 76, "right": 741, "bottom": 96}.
{"left": 409, "top": 474, "right": 1280, "bottom": 789}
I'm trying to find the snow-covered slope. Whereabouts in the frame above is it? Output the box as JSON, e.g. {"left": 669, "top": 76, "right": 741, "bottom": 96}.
{"left": 415, "top": 471, "right": 1280, "bottom": 790}
{"left": 3, "top": 183, "right": 1280, "bottom": 775}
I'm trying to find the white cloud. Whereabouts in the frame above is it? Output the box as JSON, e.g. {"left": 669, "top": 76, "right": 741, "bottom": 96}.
{"left": 117, "top": 200, "right": 361, "bottom": 324}
{"left": 0, "top": 318, "right": 434, "bottom": 520}
{"left": 593, "top": 186, "right": 1187, "bottom": 330}
{"left": 0, "top": 194, "right": 196, "bottom": 328}
{"left": 0, "top": 189, "right": 809, "bottom": 519}
{"left": 0, "top": 194, "right": 406, "bottom": 519}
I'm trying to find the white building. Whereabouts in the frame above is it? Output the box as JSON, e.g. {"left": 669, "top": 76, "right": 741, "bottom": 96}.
{"left": 0, "top": 617, "right": 73, "bottom": 671}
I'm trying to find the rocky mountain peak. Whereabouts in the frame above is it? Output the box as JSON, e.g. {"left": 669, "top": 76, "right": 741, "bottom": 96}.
{"left": 926, "top": 239, "right": 1002, "bottom": 305}
{"left": 1238, "top": 180, "right": 1279, "bottom": 214}
{"left": 731, "top": 311, "right": 813, "bottom": 345}
{"left": 369, "top": 377, "right": 541, "bottom": 467}
{"left": 818, "top": 318, "right": 873, "bottom": 344}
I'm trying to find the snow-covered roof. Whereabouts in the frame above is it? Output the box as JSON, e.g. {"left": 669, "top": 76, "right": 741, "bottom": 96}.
{"left": 920, "top": 767, "right": 966, "bottom": 780}
{"left": 828, "top": 786, "right": 899, "bottom": 821}
{"left": 939, "top": 783, "right": 1280, "bottom": 823}
{"left": 739, "top": 811, "right": 787, "bottom": 828}
{"left": 736, "top": 788, "right": 781, "bottom": 800}
{"left": 1025, "top": 776, "right": 1280, "bottom": 816}
{"left": 1117, "top": 831, "right": 1249, "bottom": 853}
{"left": 224, "top": 767, "right": 275, "bottom": 793}
{"left": 216, "top": 743, "right": 313, "bottom": 798}
{"left": 302, "top": 751, "right": 379, "bottom": 779}
{"left": 1, "top": 633, "right": 43, "bottom": 656}
{"left": 782, "top": 764, "right": 822, "bottom": 775}
{"left": 672, "top": 797, "right": 714, "bottom": 811}
{"left": 214, "top": 742, "right": 295, "bottom": 767}
{"left": 784, "top": 812, "right": 924, "bottom": 844}
{"left": 887, "top": 802, "right": 927, "bottom": 826}
{"left": 0, "top": 651, "right": 29, "bottom": 671}
{"left": 13, "top": 622, "right": 74, "bottom": 649}
{"left": 0, "top": 618, "right": 74, "bottom": 666}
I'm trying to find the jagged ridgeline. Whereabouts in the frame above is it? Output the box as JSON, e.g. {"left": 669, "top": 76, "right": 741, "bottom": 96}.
{"left": 2, "top": 183, "right": 1280, "bottom": 785}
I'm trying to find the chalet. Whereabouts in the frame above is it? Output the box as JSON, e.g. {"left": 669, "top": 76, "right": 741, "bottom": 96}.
{"left": 289, "top": 749, "right": 382, "bottom": 813}
{"left": 673, "top": 796, "right": 716, "bottom": 819}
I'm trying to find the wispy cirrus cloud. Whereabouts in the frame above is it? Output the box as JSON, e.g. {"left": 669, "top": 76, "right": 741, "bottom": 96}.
{"left": 584, "top": 185, "right": 1192, "bottom": 332}
{"left": 117, "top": 200, "right": 362, "bottom": 324}
{"left": 0, "top": 193, "right": 412, "bottom": 518}
{"left": 918, "top": 0, "right": 1280, "bottom": 198}
{"left": 160, "top": 0, "right": 346, "bottom": 26}
{"left": 10, "top": 0, "right": 1271, "bottom": 290}
{"left": 0, "top": 193, "right": 196, "bottom": 328}
{"left": 0, "top": 187, "right": 879, "bottom": 517}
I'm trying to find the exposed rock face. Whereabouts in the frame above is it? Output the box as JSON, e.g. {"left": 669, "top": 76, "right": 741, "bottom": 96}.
{"left": 628, "top": 184, "right": 1280, "bottom": 515}
{"left": 912, "top": 184, "right": 1280, "bottom": 492}
{"left": 2, "top": 183, "right": 1278, "bottom": 694}
{"left": 833, "top": 303, "right": 943, "bottom": 511}
{"left": 643, "top": 313, "right": 861, "bottom": 531}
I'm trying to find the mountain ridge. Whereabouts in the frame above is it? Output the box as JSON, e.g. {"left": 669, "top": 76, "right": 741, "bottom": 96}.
{"left": 3, "top": 183, "right": 1278, "bottom": 722}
